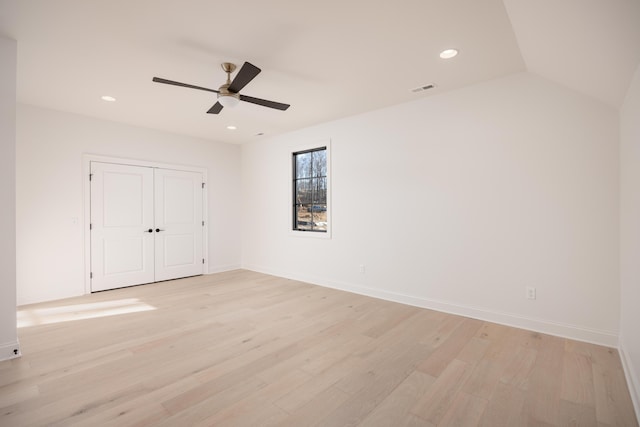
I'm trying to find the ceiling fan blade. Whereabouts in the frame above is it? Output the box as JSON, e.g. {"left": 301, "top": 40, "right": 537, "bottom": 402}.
{"left": 152, "top": 77, "right": 219, "bottom": 94}
{"left": 240, "top": 94, "right": 290, "bottom": 111}
{"left": 228, "top": 62, "right": 261, "bottom": 93}
{"left": 207, "top": 102, "right": 224, "bottom": 114}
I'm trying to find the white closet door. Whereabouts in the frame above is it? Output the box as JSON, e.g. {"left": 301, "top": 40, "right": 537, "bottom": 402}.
{"left": 90, "top": 162, "right": 155, "bottom": 292}
{"left": 154, "top": 168, "right": 204, "bottom": 281}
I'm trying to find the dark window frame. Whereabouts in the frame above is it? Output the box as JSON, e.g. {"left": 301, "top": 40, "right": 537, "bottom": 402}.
{"left": 292, "top": 146, "right": 328, "bottom": 233}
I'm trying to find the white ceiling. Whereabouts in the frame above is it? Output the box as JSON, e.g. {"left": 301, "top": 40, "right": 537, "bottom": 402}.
{"left": 0, "top": 0, "right": 638, "bottom": 144}
{"left": 503, "top": 0, "right": 640, "bottom": 109}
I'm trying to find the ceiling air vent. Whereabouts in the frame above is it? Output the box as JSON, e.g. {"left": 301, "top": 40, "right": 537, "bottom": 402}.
{"left": 411, "top": 84, "right": 435, "bottom": 93}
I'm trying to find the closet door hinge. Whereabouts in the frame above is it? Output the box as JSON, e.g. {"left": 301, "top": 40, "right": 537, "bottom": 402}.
{"left": 89, "top": 173, "right": 93, "bottom": 181}
{"left": 202, "top": 259, "right": 205, "bottom": 264}
{"left": 90, "top": 272, "right": 93, "bottom": 279}
{"left": 201, "top": 182, "right": 205, "bottom": 189}
{"left": 89, "top": 223, "right": 93, "bottom": 230}
{"left": 202, "top": 220, "right": 205, "bottom": 226}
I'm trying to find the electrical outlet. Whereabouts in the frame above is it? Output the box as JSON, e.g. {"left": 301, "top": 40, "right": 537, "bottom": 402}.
{"left": 359, "top": 264, "right": 366, "bottom": 274}
{"left": 526, "top": 287, "right": 536, "bottom": 300}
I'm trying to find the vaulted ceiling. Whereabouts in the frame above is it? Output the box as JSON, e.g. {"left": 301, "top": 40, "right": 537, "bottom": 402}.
{"left": 0, "top": 0, "right": 638, "bottom": 143}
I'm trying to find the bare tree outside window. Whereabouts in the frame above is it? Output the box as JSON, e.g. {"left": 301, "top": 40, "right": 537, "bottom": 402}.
{"left": 293, "top": 147, "right": 327, "bottom": 232}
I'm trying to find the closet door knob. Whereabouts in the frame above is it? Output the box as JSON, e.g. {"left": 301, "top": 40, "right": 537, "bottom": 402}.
{"left": 155, "top": 228, "right": 164, "bottom": 232}
{"left": 145, "top": 229, "right": 153, "bottom": 233}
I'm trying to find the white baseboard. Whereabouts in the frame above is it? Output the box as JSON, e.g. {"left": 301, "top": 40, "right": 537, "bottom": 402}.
{"left": 242, "top": 264, "right": 619, "bottom": 348}
{"left": 0, "top": 340, "right": 21, "bottom": 362}
{"left": 619, "top": 338, "right": 640, "bottom": 421}
{"left": 208, "top": 264, "right": 242, "bottom": 274}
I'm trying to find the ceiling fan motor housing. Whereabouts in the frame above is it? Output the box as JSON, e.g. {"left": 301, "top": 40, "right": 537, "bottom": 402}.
{"left": 218, "top": 83, "right": 238, "bottom": 98}
{"left": 218, "top": 83, "right": 240, "bottom": 107}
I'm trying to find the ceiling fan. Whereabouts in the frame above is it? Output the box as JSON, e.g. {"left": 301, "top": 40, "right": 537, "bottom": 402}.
{"left": 152, "top": 62, "right": 290, "bottom": 114}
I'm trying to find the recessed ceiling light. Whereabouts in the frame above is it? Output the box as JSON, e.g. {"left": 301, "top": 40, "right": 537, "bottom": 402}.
{"left": 101, "top": 95, "right": 116, "bottom": 102}
{"left": 226, "top": 125, "right": 237, "bottom": 130}
{"left": 439, "top": 49, "right": 458, "bottom": 59}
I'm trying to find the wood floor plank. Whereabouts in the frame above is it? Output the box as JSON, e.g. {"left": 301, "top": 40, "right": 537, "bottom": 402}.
{"left": 65, "top": 401, "right": 170, "bottom": 427}
{"left": 475, "top": 321, "right": 513, "bottom": 343}
{"left": 463, "top": 357, "right": 505, "bottom": 399}
{"left": 255, "top": 322, "right": 372, "bottom": 384}
{"left": 277, "top": 385, "right": 351, "bottom": 427}
{"left": 566, "top": 340, "right": 624, "bottom": 371}
{"left": 192, "top": 369, "right": 309, "bottom": 427}
{"left": 273, "top": 356, "right": 362, "bottom": 413}
{"left": 0, "top": 383, "right": 38, "bottom": 409}
{"left": 456, "top": 336, "right": 491, "bottom": 365}
{"left": 360, "top": 303, "right": 421, "bottom": 339}
{"left": 0, "top": 270, "right": 636, "bottom": 427}
{"left": 318, "top": 342, "right": 433, "bottom": 426}
{"left": 521, "top": 333, "right": 565, "bottom": 426}
{"left": 438, "top": 392, "right": 488, "bottom": 427}
{"left": 410, "top": 358, "right": 474, "bottom": 425}
{"left": 416, "top": 317, "right": 483, "bottom": 377}
{"left": 156, "top": 376, "right": 267, "bottom": 426}
{"left": 421, "top": 314, "right": 465, "bottom": 348}
{"left": 358, "top": 370, "right": 436, "bottom": 427}
{"left": 592, "top": 362, "right": 639, "bottom": 426}
{"left": 558, "top": 399, "right": 598, "bottom": 427}
{"left": 463, "top": 328, "right": 523, "bottom": 399}
{"left": 499, "top": 344, "right": 538, "bottom": 391}
{"left": 478, "top": 381, "right": 528, "bottom": 427}
{"left": 561, "top": 351, "right": 596, "bottom": 406}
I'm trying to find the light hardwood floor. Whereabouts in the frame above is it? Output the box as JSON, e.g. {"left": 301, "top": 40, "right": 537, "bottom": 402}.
{"left": 1, "top": 270, "right": 637, "bottom": 426}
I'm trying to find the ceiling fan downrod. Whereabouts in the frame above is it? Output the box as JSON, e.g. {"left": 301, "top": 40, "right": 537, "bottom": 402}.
{"left": 218, "top": 62, "right": 239, "bottom": 107}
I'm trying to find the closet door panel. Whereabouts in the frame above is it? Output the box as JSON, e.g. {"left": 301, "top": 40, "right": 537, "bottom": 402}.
{"left": 90, "top": 162, "right": 155, "bottom": 292}
{"left": 154, "top": 169, "right": 204, "bottom": 281}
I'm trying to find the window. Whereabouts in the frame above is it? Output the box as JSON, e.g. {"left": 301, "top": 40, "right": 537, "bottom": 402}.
{"left": 292, "top": 146, "right": 328, "bottom": 232}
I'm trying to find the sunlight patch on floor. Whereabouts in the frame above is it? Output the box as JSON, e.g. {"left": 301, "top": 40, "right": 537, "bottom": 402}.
{"left": 17, "top": 298, "right": 156, "bottom": 327}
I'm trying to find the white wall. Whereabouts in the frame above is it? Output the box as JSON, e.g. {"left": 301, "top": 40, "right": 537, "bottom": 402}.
{"left": 242, "top": 72, "right": 620, "bottom": 346}
{"left": 16, "top": 105, "right": 242, "bottom": 305}
{"left": 620, "top": 63, "right": 640, "bottom": 416}
{"left": 0, "top": 35, "right": 19, "bottom": 360}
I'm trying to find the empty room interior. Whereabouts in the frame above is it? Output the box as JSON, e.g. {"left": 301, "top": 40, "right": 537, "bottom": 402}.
{"left": 1, "top": 0, "right": 640, "bottom": 425}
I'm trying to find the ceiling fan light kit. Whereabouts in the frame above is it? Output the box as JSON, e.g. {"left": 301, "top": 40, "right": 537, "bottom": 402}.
{"left": 218, "top": 95, "right": 240, "bottom": 108}
{"left": 152, "top": 61, "right": 290, "bottom": 115}
{"left": 217, "top": 90, "right": 240, "bottom": 108}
